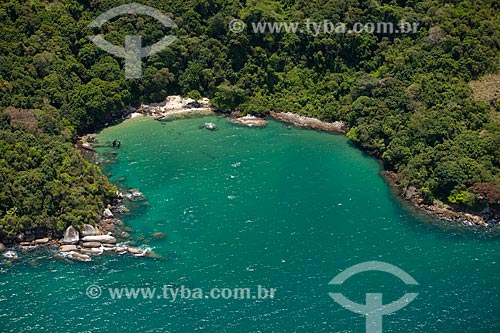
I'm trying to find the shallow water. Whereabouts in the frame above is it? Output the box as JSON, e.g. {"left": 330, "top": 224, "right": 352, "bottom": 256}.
{"left": 1, "top": 116, "right": 500, "bottom": 332}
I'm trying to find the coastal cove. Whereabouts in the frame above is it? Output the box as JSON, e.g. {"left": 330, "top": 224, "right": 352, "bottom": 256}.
{"left": 2, "top": 116, "right": 500, "bottom": 331}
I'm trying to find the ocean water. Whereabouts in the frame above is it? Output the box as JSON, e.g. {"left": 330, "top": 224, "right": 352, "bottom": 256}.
{"left": 1, "top": 116, "right": 500, "bottom": 332}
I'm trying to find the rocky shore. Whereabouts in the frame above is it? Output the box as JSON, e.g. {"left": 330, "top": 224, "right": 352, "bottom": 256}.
{"left": 0, "top": 193, "right": 159, "bottom": 262}
{"left": 230, "top": 114, "right": 267, "bottom": 127}
{"left": 385, "top": 171, "right": 493, "bottom": 227}
{"left": 269, "top": 111, "right": 348, "bottom": 133}
{"left": 4, "top": 95, "right": 491, "bottom": 264}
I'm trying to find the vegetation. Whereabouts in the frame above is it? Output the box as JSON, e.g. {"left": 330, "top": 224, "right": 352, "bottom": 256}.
{"left": 0, "top": 0, "right": 500, "bottom": 238}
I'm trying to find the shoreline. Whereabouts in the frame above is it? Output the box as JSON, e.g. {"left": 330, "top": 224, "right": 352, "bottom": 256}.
{"left": 2, "top": 96, "right": 490, "bottom": 257}
{"left": 269, "top": 111, "right": 348, "bottom": 134}
{"left": 383, "top": 171, "right": 492, "bottom": 227}
{"left": 116, "top": 100, "right": 493, "bottom": 228}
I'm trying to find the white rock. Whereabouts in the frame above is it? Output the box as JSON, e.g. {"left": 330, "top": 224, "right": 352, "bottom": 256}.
{"left": 63, "top": 226, "right": 79, "bottom": 244}
{"left": 103, "top": 208, "right": 113, "bottom": 218}
{"left": 3, "top": 251, "right": 18, "bottom": 260}
{"left": 81, "top": 235, "right": 117, "bottom": 244}
{"left": 81, "top": 224, "right": 101, "bottom": 237}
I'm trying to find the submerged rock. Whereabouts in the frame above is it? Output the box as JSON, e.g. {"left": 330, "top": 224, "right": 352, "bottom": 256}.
{"left": 3, "top": 251, "right": 18, "bottom": 260}
{"left": 68, "top": 251, "right": 91, "bottom": 262}
{"left": 151, "top": 232, "right": 166, "bottom": 239}
{"left": 119, "top": 231, "right": 131, "bottom": 239}
{"left": 63, "top": 226, "right": 79, "bottom": 244}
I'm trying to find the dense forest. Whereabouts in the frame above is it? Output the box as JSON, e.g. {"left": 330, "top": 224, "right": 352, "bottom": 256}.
{"left": 1, "top": 0, "right": 500, "bottom": 239}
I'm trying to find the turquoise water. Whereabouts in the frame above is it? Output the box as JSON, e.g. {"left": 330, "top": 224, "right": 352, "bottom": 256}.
{"left": 1, "top": 116, "right": 500, "bottom": 332}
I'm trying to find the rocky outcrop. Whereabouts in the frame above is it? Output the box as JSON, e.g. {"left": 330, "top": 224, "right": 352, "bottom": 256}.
{"left": 230, "top": 115, "right": 267, "bottom": 127}
{"left": 384, "top": 171, "right": 491, "bottom": 227}
{"left": 269, "top": 111, "right": 347, "bottom": 133}
{"left": 63, "top": 226, "right": 79, "bottom": 244}
{"left": 419, "top": 202, "right": 488, "bottom": 227}
{"left": 103, "top": 208, "right": 113, "bottom": 218}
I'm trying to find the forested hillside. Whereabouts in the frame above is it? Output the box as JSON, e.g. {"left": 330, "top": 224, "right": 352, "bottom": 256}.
{"left": 1, "top": 0, "right": 500, "bottom": 238}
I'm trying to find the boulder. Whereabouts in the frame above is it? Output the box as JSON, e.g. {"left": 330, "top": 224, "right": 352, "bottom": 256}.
{"left": 103, "top": 208, "right": 113, "bottom": 218}
{"left": 115, "top": 247, "right": 127, "bottom": 254}
{"left": 127, "top": 247, "right": 144, "bottom": 255}
{"left": 68, "top": 251, "right": 91, "bottom": 262}
{"left": 34, "top": 238, "right": 49, "bottom": 244}
{"left": 81, "top": 224, "right": 101, "bottom": 237}
{"left": 63, "top": 226, "right": 79, "bottom": 244}
{"left": 82, "top": 242, "right": 101, "bottom": 248}
{"left": 0, "top": 243, "right": 4, "bottom": 252}
{"left": 81, "top": 235, "right": 117, "bottom": 244}
{"left": 3, "top": 251, "right": 18, "bottom": 260}
{"left": 59, "top": 245, "right": 77, "bottom": 252}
